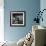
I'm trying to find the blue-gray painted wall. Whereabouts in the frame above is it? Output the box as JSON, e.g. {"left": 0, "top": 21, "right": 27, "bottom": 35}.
{"left": 4, "top": 0, "right": 40, "bottom": 42}
{"left": 40, "top": 0, "right": 46, "bottom": 27}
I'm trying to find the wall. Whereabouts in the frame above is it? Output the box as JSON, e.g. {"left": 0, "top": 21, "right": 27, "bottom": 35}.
{"left": 0, "top": 0, "right": 4, "bottom": 42}
{"left": 40, "top": 0, "right": 46, "bottom": 27}
{"left": 4, "top": 0, "right": 40, "bottom": 42}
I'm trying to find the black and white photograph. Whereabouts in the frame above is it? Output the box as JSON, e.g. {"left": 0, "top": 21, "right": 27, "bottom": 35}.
{"left": 10, "top": 11, "right": 26, "bottom": 27}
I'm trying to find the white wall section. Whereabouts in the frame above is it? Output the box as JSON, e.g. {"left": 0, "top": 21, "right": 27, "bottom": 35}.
{"left": 0, "top": 0, "right": 4, "bottom": 42}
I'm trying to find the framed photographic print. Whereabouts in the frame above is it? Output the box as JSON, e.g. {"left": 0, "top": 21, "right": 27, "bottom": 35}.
{"left": 10, "top": 11, "right": 26, "bottom": 27}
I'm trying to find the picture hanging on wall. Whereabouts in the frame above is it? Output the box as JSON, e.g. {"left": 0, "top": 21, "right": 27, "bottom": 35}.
{"left": 10, "top": 11, "right": 26, "bottom": 27}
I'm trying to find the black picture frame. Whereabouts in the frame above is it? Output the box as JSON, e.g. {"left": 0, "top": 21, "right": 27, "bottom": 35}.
{"left": 10, "top": 11, "right": 26, "bottom": 27}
